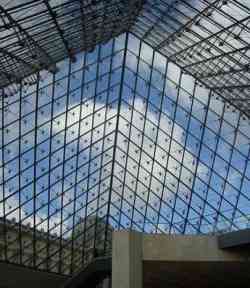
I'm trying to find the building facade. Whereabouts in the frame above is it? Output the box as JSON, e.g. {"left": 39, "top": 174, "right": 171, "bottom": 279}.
{"left": 0, "top": 216, "right": 113, "bottom": 275}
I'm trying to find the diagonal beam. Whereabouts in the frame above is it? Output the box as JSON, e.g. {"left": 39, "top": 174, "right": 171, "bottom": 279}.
{"left": 169, "top": 15, "right": 250, "bottom": 61}
{"left": 183, "top": 45, "right": 250, "bottom": 70}
{"left": 196, "top": 63, "right": 250, "bottom": 80}
{"left": 131, "top": 31, "right": 250, "bottom": 118}
{"left": 156, "top": 0, "right": 222, "bottom": 50}
{"left": 78, "top": 0, "right": 87, "bottom": 49}
{"left": 43, "top": 0, "right": 74, "bottom": 60}
{"left": 141, "top": 0, "right": 177, "bottom": 41}
{"left": 0, "top": 47, "right": 35, "bottom": 71}
{"left": 0, "top": 69, "right": 21, "bottom": 84}
{"left": 0, "top": 4, "right": 56, "bottom": 71}
{"left": 104, "top": 32, "right": 129, "bottom": 250}
{"left": 211, "top": 84, "right": 250, "bottom": 91}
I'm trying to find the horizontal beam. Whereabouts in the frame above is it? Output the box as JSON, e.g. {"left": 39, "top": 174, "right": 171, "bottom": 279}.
{"left": 218, "top": 229, "right": 250, "bottom": 249}
{"left": 211, "top": 84, "right": 250, "bottom": 91}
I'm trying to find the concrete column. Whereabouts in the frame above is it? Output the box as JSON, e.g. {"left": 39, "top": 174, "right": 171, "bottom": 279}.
{"left": 112, "top": 231, "right": 142, "bottom": 288}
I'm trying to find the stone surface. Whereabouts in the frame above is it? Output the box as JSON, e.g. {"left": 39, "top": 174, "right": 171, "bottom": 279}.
{"left": 112, "top": 231, "right": 142, "bottom": 288}
{"left": 142, "top": 234, "right": 250, "bottom": 261}
{"left": 112, "top": 231, "right": 250, "bottom": 288}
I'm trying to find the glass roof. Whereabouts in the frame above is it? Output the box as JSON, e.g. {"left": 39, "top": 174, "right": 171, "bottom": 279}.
{"left": 0, "top": 0, "right": 250, "bottom": 277}
{"left": 0, "top": 0, "right": 249, "bottom": 115}
{"left": 131, "top": 0, "right": 250, "bottom": 116}
{"left": 0, "top": 0, "right": 144, "bottom": 87}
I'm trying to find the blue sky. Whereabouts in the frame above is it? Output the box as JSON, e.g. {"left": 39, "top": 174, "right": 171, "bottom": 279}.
{"left": 0, "top": 32, "right": 250, "bottom": 240}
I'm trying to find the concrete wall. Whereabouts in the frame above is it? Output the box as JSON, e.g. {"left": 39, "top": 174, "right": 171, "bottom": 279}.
{"left": 112, "top": 231, "right": 250, "bottom": 288}
{"left": 112, "top": 231, "right": 142, "bottom": 288}
{"left": 142, "top": 234, "right": 250, "bottom": 262}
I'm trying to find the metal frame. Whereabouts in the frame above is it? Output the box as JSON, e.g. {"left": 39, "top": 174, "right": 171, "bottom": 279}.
{"left": 0, "top": 0, "right": 144, "bottom": 88}
{"left": 0, "top": 0, "right": 250, "bottom": 278}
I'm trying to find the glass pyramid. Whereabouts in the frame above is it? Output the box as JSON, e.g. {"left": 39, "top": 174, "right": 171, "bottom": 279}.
{"left": 0, "top": 0, "right": 250, "bottom": 276}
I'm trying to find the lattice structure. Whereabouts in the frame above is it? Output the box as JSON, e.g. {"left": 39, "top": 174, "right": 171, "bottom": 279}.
{"left": 0, "top": 0, "right": 250, "bottom": 116}
{"left": 0, "top": 0, "right": 250, "bottom": 277}
{"left": 131, "top": 0, "right": 250, "bottom": 116}
{"left": 0, "top": 0, "right": 144, "bottom": 88}
{"left": 1, "top": 33, "right": 250, "bottom": 275}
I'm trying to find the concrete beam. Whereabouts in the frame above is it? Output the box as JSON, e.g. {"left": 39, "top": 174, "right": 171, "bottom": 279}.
{"left": 218, "top": 229, "right": 250, "bottom": 249}
{"left": 112, "top": 231, "right": 142, "bottom": 288}
{"left": 142, "top": 234, "right": 250, "bottom": 262}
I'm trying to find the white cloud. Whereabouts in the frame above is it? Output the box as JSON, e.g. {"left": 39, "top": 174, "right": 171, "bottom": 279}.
{"left": 0, "top": 81, "right": 200, "bottom": 236}
{"left": 47, "top": 97, "right": 198, "bottom": 232}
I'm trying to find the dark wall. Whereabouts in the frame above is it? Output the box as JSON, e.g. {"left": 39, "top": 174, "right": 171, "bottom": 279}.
{"left": 0, "top": 262, "right": 68, "bottom": 288}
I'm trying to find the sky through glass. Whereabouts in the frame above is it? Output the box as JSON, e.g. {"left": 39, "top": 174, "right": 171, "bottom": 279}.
{"left": 0, "top": 0, "right": 250, "bottom": 276}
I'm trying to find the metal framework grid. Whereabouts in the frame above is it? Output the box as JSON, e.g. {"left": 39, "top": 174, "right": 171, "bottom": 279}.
{"left": 0, "top": 0, "right": 144, "bottom": 88}
{"left": 131, "top": 0, "right": 250, "bottom": 117}
{"left": 1, "top": 0, "right": 250, "bottom": 116}
{"left": 0, "top": 0, "right": 250, "bottom": 277}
